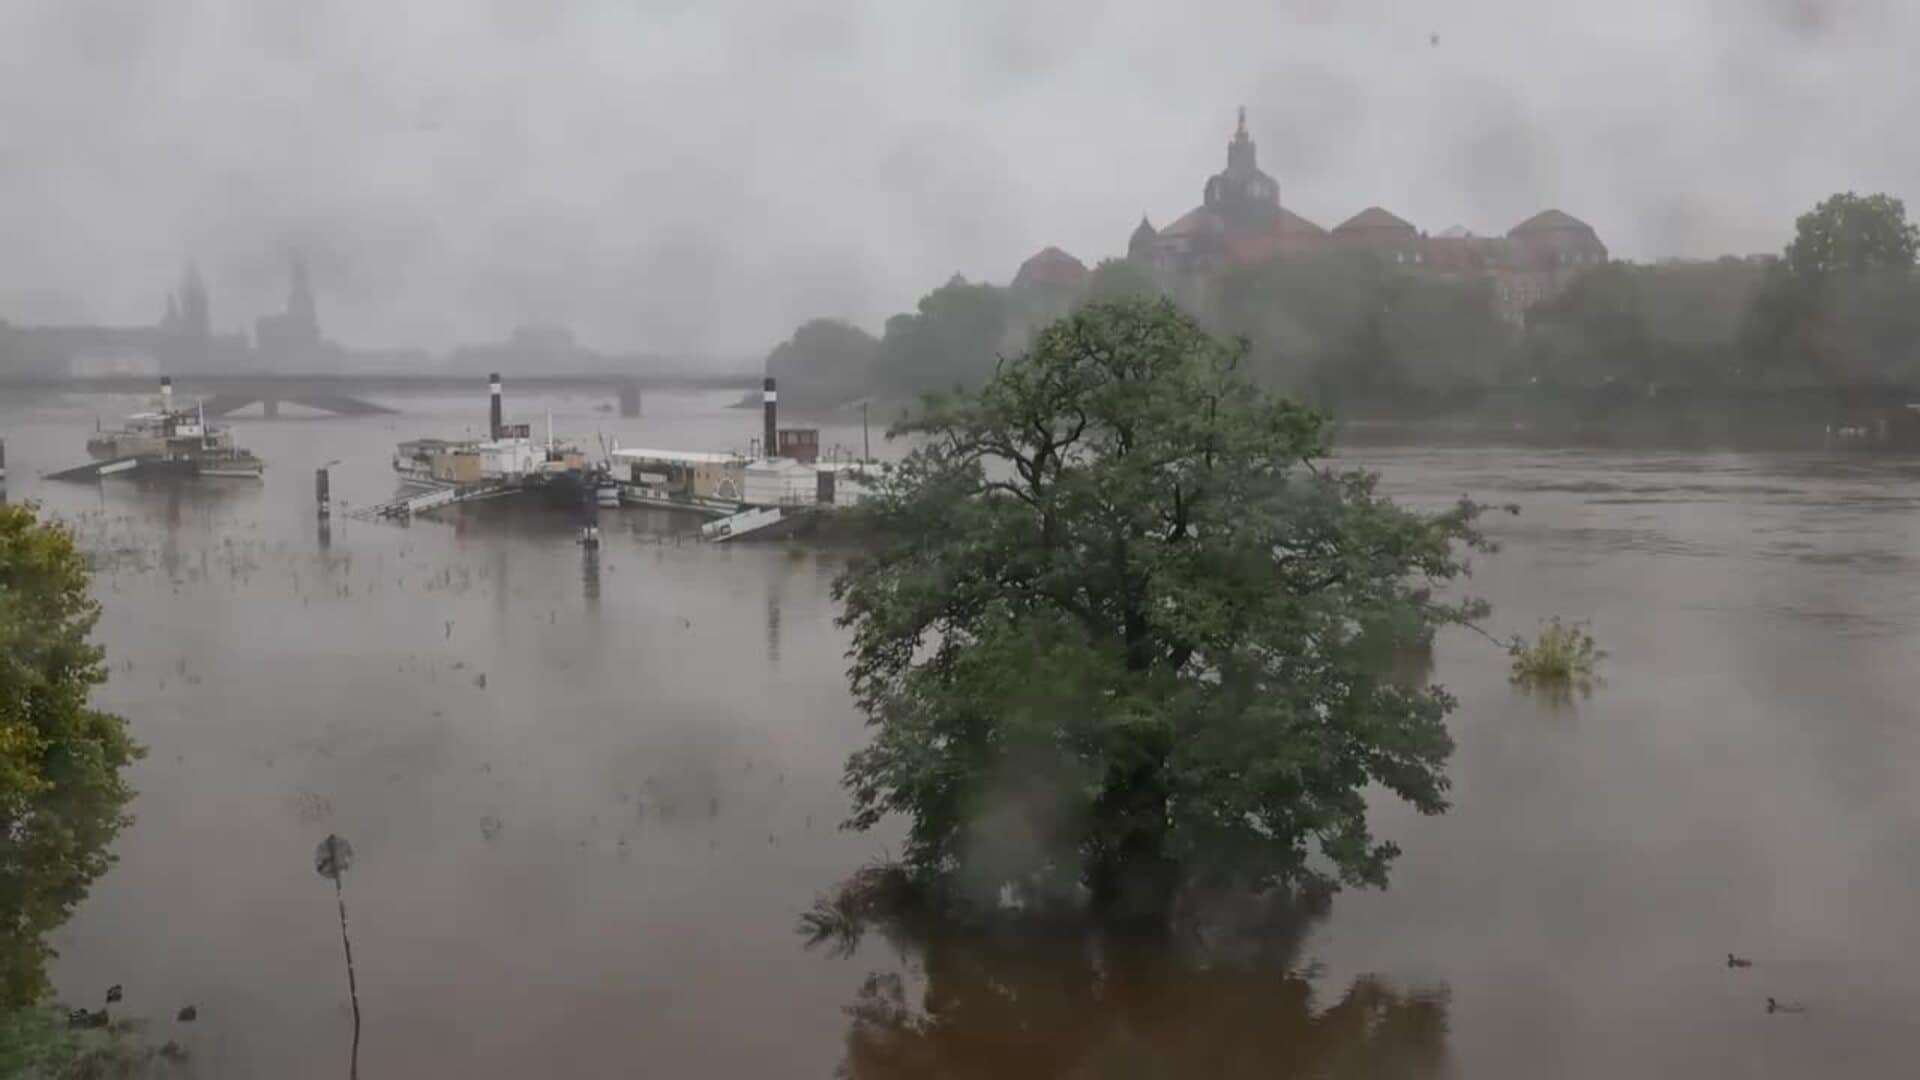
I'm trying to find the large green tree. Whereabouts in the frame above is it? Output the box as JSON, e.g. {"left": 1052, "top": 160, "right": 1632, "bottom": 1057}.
{"left": 1213, "top": 252, "right": 1511, "bottom": 401}
{"left": 1523, "top": 262, "right": 1656, "bottom": 387}
{"left": 1742, "top": 192, "right": 1920, "bottom": 384}
{"left": 765, "top": 317, "right": 881, "bottom": 410}
{"left": 1084, "top": 258, "right": 1161, "bottom": 304}
{"left": 836, "top": 298, "right": 1486, "bottom": 923}
{"left": 0, "top": 504, "right": 140, "bottom": 1007}
{"left": 878, "top": 276, "right": 1017, "bottom": 395}
{"left": 1784, "top": 192, "right": 1919, "bottom": 280}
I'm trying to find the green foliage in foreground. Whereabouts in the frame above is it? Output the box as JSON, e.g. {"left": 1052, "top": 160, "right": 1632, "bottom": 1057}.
{"left": 834, "top": 298, "right": 1490, "bottom": 923}
{"left": 1, "top": 504, "right": 141, "bottom": 1008}
{"left": 0, "top": 1005, "right": 182, "bottom": 1079}
{"left": 1508, "top": 619, "right": 1602, "bottom": 695}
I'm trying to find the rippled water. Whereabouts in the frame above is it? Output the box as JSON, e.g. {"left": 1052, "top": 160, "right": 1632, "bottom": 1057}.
{"left": 7, "top": 390, "right": 1920, "bottom": 1076}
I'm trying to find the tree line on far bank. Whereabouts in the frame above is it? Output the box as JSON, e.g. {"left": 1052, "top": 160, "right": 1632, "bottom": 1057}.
{"left": 765, "top": 192, "right": 1920, "bottom": 413}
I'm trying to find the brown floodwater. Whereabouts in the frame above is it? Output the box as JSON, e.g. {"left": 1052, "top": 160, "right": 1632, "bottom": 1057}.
{"left": 7, "top": 388, "right": 1920, "bottom": 1076}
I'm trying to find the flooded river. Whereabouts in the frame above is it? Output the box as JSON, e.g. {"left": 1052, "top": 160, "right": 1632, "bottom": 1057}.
{"left": 6, "top": 389, "right": 1920, "bottom": 1076}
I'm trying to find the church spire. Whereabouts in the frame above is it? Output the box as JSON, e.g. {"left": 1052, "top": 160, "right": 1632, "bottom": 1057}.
{"left": 179, "top": 262, "right": 210, "bottom": 339}
{"left": 287, "top": 253, "right": 316, "bottom": 329}
{"left": 1226, "top": 106, "right": 1257, "bottom": 175}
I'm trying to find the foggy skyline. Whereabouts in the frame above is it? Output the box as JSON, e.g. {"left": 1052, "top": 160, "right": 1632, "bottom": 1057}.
{"left": 0, "top": 0, "right": 1912, "bottom": 357}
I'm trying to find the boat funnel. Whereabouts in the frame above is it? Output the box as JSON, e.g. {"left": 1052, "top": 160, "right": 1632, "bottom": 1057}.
{"left": 763, "top": 377, "right": 777, "bottom": 460}
{"left": 489, "top": 373, "right": 503, "bottom": 440}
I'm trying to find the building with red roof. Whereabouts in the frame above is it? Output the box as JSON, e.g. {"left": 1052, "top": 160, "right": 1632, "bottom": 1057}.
{"left": 996, "top": 109, "right": 1613, "bottom": 328}
{"left": 1131, "top": 108, "right": 1331, "bottom": 277}
{"left": 1113, "top": 109, "right": 1610, "bottom": 325}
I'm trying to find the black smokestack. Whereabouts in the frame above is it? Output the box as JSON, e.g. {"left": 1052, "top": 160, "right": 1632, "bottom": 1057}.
{"left": 489, "top": 373, "right": 503, "bottom": 440}
{"left": 763, "top": 377, "right": 777, "bottom": 459}
{"left": 315, "top": 467, "right": 331, "bottom": 518}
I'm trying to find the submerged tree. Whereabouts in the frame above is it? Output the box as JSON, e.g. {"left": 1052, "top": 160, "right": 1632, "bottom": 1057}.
{"left": 0, "top": 503, "right": 141, "bottom": 1008}
{"left": 835, "top": 298, "right": 1488, "bottom": 924}
{"left": 837, "top": 931, "right": 1450, "bottom": 1080}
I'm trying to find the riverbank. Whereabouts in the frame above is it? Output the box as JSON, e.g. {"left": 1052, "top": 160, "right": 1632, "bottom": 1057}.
{"left": 1327, "top": 384, "right": 1920, "bottom": 450}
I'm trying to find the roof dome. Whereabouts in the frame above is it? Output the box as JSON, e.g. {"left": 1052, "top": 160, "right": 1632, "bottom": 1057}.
{"left": 1509, "top": 209, "right": 1594, "bottom": 235}
{"left": 1013, "top": 246, "right": 1090, "bottom": 290}
{"left": 1333, "top": 206, "right": 1418, "bottom": 234}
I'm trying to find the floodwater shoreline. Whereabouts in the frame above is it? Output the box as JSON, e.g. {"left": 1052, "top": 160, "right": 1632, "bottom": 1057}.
{"left": 9, "top": 397, "right": 1920, "bottom": 1077}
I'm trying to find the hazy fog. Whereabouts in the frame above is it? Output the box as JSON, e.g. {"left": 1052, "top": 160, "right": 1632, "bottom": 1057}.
{"left": 0, "top": 0, "right": 1912, "bottom": 357}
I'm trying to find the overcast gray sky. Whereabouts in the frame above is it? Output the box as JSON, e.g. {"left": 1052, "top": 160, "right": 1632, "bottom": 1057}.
{"left": 0, "top": 0, "right": 1912, "bottom": 358}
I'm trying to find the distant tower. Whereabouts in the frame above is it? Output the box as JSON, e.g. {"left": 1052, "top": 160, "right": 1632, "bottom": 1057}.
{"left": 287, "top": 254, "right": 318, "bottom": 342}
{"left": 1202, "top": 106, "right": 1280, "bottom": 231}
{"left": 1226, "top": 106, "right": 1255, "bottom": 173}
{"left": 254, "top": 253, "right": 325, "bottom": 366}
{"left": 179, "top": 264, "right": 210, "bottom": 339}
{"left": 1128, "top": 215, "right": 1159, "bottom": 261}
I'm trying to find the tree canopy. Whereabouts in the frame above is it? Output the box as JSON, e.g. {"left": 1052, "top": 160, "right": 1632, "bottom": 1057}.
{"left": 835, "top": 298, "right": 1487, "bottom": 923}
{"left": 0, "top": 503, "right": 140, "bottom": 1007}
{"left": 878, "top": 276, "right": 1019, "bottom": 395}
{"left": 1523, "top": 262, "right": 1657, "bottom": 387}
{"left": 1741, "top": 192, "right": 1920, "bottom": 385}
{"left": 1784, "top": 192, "right": 1919, "bottom": 280}
{"left": 765, "top": 318, "right": 881, "bottom": 410}
{"left": 1083, "top": 257, "right": 1161, "bottom": 304}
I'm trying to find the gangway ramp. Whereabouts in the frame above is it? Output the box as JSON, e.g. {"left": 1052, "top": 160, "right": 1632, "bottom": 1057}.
{"left": 702, "top": 506, "right": 788, "bottom": 542}
{"left": 349, "top": 483, "right": 510, "bottom": 521}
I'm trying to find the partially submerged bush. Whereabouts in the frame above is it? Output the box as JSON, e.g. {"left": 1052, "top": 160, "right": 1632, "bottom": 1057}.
{"left": 0, "top": 1005, "right": 182, "bottom": 1078}
{"left": 797, "top": 862, "right": 917, "bottom": 956}
{"left": 1509, "top": 618, "right": 1602, "bottom": 699}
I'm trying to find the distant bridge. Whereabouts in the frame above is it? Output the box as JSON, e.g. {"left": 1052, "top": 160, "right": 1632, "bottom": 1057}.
{"left": 2, "top": 370, "right": 760, "bottom": 418}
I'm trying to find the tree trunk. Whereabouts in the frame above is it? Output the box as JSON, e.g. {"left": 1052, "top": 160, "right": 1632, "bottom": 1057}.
{"left": 1088, "top": 758, "right": 1176, "bottom": 930}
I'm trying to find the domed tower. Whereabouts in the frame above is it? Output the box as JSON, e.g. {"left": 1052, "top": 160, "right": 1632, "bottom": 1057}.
{"left": 1202, "top": 107, "right": 1280, "bottom": 232}
{"left": 1128, "top": 215, "right": 1159, "bottom": 262}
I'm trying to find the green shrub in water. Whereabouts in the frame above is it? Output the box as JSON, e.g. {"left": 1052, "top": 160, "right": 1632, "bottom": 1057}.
{"left": 0, "top": 1006, "right": 181, "bottom": 1079}
{"left": 1509, "top": 619, "right": 1602, "bottom": 694}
